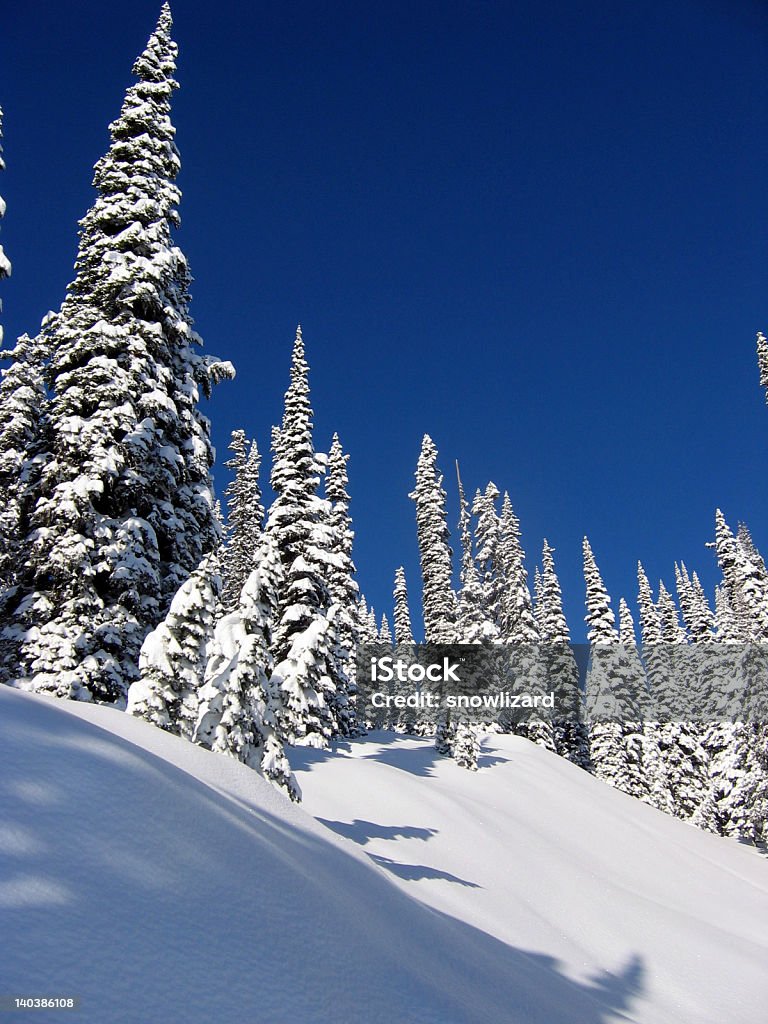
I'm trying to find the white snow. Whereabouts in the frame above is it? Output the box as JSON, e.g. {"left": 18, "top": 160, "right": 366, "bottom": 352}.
{"left": 293, "top": 731, "right": 768, "bottom": 1024}
{"left": 1, "top": 687, "right": 766, "bottom": 1024}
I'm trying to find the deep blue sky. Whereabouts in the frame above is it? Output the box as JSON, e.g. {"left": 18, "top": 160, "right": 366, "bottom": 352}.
{"left": 1, "top": 0, "right": 766, "bottom": 640}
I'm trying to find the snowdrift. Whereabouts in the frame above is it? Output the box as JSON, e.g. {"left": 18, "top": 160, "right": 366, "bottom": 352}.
{"left": 1, "top": 687, "right": 766, "bottom": 1023}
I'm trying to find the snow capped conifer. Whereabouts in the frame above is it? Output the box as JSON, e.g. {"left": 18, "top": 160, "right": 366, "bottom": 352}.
{"left": 324, "top": 432, "right": 360, "bottom": 703}
{"left": 618, "top": 597, "right": 636, "bottom": 646}
{"left": 539, "top": 540, "right": 591, "bottom": 769}
{"left": 379, "top": 614, "right": 392, "bottom": 644}
{"left": 654, "top": 580, "right": 725, "bottom": 834}
{"left": 496, "top": 497, "right": 552, "bottom": 749}
{"left": 452, "top": 723, "right": 479, "bottom": 770}
{"left": 757, "top": 332, "right": 768, "bottom": 406}
{"left": 2, "top": 6, "right": 233, "bottom": 701}
{"left": 222, "top": 430, "right": 264, "bottom": 610}
{"left": 0, "top": 333, "right": 47, "bottom": 598}
{"left": 638, "top": 566, "right": 713, "bottom": 824}
{"left": 615, "top": 595, "right": 652, "bottom": 801}
{"left": 714, "top": 509, "right": 768, "bottom": 641}
{"left": 266, "top": 327, "right": 344, "bottom": 745}
{"left": 393, "top": 567, "right": 414, "bottom": 644}
{"left": 457, "top": 469, "right": 496, "bottom": 642}
{"left": 409, "top": 435, "right": 455, "bottom": 643}
{"left": 357, "top": 595, "right": 372, "bottom": 643}
{"left": 127, "top": 551, "right": 222, "bottom": 738}
{"left": 583, "top": 538, "right": 633, "bottom": 789}
{"left": 356, "top": 596, "right": 380, "bottom": 645}
{"left": 195, "top": 532, "right": 299, "bottom": 801}
{"left": 676, "top": 562, "right": 714, "bottom": 642}
{"left": 583, "top": 538, "right": 616, "bottom": 645}
{"left": 366, "top": 605, "right": 379, "bottom": 644}
{"left": 537, "top": 541, "right": 569, "bottom": 644}
{"left": 498, "top": 493, "right": 538, "bottom": 642}
{"left": 533, "top": 567, "right": 544, "bottom": 627}
{"left": 737, "top": 523, "right": 768, "bottom": 582}
{"left": 635, "top": 565, "right": 674, "bottom": 806}
{"left": 472, "top": 482, "right": 502, "bottom": 629}
{"left": 325, "top": 434, "right": 357, "bottom": 606}
{"left": 714, "top": 584, "right": 743, "bottom": 643}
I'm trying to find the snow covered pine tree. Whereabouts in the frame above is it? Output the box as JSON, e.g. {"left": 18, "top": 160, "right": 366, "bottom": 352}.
{"left": 221, "top": 429, "right": 264, "bottom": 611}
{"left": 0, "top": 5, "right": 233, "bottom": 702}
{"left": 267, "top": 327, "right": 349, "bottom": 745}
{"left": 194, "top": 533, "right": 300, "bottom": 801}
{"left": 393, "top": 567, "right": 414, "bottom": 645}
{"left": 410, "top": 435, "right": 456, "bottom": 754}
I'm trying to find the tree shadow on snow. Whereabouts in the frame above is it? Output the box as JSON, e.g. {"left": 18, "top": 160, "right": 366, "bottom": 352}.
{"left": 293, "top": 732, "right": 513, "bottom": 779}
{"left": 0, "top": 690, "right": 649, "bottom": 1024}
{"left": 291, "top": 731, "right": 447, "bottom": 778}
{"left": 317, "top": 818, "right": 438, "bottom": 845}
{"left": 315, "top": 818, "right": 477, "bottom": 885}
{"left": 368, "top": 853, "right": 482, "bottom": 887}
{"left": 476, "top": 751, "right": 511, "bottom": 769}
{"left": 359, "top": 742, "right": 445, "bottom": 777}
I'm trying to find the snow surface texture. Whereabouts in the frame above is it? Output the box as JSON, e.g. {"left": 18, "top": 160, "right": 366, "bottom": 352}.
{"left": 1, "top": 689, "right": 766, "bottom": 1023}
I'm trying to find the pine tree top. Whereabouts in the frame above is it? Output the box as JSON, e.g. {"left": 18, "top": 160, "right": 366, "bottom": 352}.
{"left": 656, "top": 580, "right": 684, "bottom": 643}
{"left": 539, "top": 538, "right": 570, "bottom": 644}
{"left": 326, "top": 432, "right": 351, "bottom": 506}
{"left": 393, "top": 567, "right": 414, "bottom": 646}
{"left": 583, "top": 537, "right": 617, "bottom": 644}
{"left": 271, "top": 326, "right": 317, "bottom": 497}
{"left": 618, "top": 597, "right": 636, "bottom": 646}
{"left": 637, "top": 561, "right": 662, "bottom": 645}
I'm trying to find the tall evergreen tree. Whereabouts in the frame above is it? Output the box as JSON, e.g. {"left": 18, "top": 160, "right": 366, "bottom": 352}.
{"left": 497, "top": 495, "right": 553, "bottom": 749}
{"left": 393, "top": 567, "right": 414, "bottom": 645}
{"left": 266, "top": 326, "right": 342, "bottom": 745}
{"left": 538, "top": 539, "right": 590, "bottom": 769}
{"left": 616, "top": 595, "right": 651, "bottom": 801}
{"left": 660, "top": 579, "right": 718, "bottom": 832}
{"left": 324, "top": 432, "right": 360, "bottom": 700}
{"left": 637, "top": 564, "right": 713, "bottom": 821}
{"left": 457, "top": 469, "right": 496, "bottom": 641}
{"left": 583, "top": 538, "right": 634, "bottom": 791}
{"left": 498, "top": 493, "right": 538, "bottom": 642}
{"left": 737, "top": 523, "right": 768, "bottom": 585}
{"left": 410, "top": 435, "right": 456, "bottom": 753}
{"left": 0, "top": 334, "right": 47, "bottom": 600}
{"left": 757, "top": 332, "right": 768, "bottom": 406}
{"left": 715, "top": 509, "right": 768, "bottom": 641}
{"left": 222, "top": 430, "right": 263, "bottom": 610}
{"left": 1, "top": 6, "right": 233, "bottom": 702}
{"left": 409, "top": 435, "right": 455, "bottom": 644}
{"left": 472, "top": 482, "right": 502, "bottom": 629}
{"left": 357, "top": 595, "right": 376, "bottom": 644}
{"left": 675, "top": 562, "right": 714, "bottom": 642}
{"left": 618, "top": 597, "right": 636, "bottom": 646}
{"left": 379, "top": 613, "right": 392, "bottom": 644}
{"left": 366, "top": 606, "right": 379, "bottom": 642}
{"left": 635, "top": 564, "right": 676, "bottom": 815}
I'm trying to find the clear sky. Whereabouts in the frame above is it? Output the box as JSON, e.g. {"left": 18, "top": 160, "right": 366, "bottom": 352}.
{"left": 1, "top": 0, "right": 766, "bottom": 640}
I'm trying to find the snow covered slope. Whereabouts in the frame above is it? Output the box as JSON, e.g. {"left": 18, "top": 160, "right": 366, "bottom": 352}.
{"left": 1, "top": 688, "right": 766, "bottom": 1024}
{"left": 294, "top": 732, "right": 768, "bottom": 1024}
